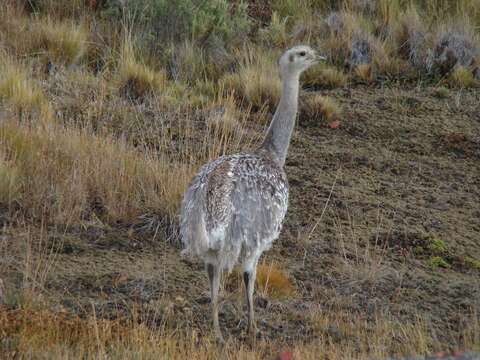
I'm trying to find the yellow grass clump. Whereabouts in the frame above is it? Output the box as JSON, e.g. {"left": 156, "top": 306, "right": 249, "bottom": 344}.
{"left": 256, "top": 261, "right": 295, "bottom": 299}
{"left": 221, "top": 47, "right": 281, "bottom": 110}
{"left": 37, "top": 19, "right": 88, "bottom": 65}
{"left": 205, "top": 94, "right": 241, "bottom": 137}
{"left": 302, "top": 64, "right": 348, "bottom": 89}
{"left": 302, "top": 94, "right": 342, "bottom": 123}
{"left": 119, "top": 40, "right": 169, "bottom": 100}
{"left": 0, "top": 57, "right": 50, "bottom": 117}
{"left": 354, "top": 63, "right": 374, "bottom": 82}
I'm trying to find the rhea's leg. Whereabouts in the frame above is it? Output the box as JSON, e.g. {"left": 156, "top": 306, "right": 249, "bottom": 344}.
{"left": 243, "top": 256, "right": 259, "bottom": 335}
{"left": 207, "top": 263, "right": 223, "bottom": 344}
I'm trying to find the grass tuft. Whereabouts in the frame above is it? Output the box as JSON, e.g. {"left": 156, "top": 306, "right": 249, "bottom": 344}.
{"left": 256, "top": 261, "right": 295, "bottom": 299}
{"left": 37, "top": 19, "right": 88, "bottom": 65}
{"left": 0, "top": 160, "right": 20, "bottom": 205}
{"left": 302, "top": 94, "right": 342, "bottom": 124}
{"left": 353, "top": 63, "right": 374, "bottom": 82}
{"left": 432, "top": 86, "right": 449, "bottom": 98}
{"left": 221, "top": 47, "right": 281, "bottom": 110}
{"left": 448, "top": 66, "right": 477, "bottom": 88}
{"left": 302, "top": 64, "right": 348, "bottom": 89}
{"left": 119, "top": 40, "right": 168, "bottom": 100}
{"left": 0, "top": 56, "right": 50, "bottom": 117}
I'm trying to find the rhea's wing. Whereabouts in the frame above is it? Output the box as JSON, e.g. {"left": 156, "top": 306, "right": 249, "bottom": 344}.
{"left": 180, "top": 158, "right": 225, "bottom": 254}
{"left": 229, "top": 159, "right": 288, "bottom": 252}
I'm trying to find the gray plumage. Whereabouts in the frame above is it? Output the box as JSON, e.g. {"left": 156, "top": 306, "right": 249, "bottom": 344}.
{"left": 181, "top": 153, "right": 288, "bottom": 272}
{"left": 180, "top": 45, "right": 323, "bottom": 342}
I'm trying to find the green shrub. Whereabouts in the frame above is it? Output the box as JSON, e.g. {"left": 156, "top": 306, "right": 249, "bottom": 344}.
{"left": 105, "top": 0, "right": 251, "bottom": 47}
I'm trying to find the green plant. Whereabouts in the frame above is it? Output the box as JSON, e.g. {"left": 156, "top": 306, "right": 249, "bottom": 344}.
{"left": 111, "top": 0, "right": 251, "bottom": 47}
{"left": 427, "top": 256, "right": 450, "bottom": 269}
{"left": 463, "top": 256, "right": 480, "bottom": 271}
{"left": 448, "top": 66, "right": 477, "bottom": 88}
{"left": 425, "top": 235, "right": 447, "bottom": 254}
{"left": 432, "top": 86, "right": 449, "bottom": 98}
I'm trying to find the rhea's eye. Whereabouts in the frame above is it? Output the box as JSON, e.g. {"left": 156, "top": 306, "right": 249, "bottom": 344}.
{"left": 299, "top": 51, "right": 306, "bottom": 57}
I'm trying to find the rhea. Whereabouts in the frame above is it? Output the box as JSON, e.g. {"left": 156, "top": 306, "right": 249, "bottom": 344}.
{"left": 180, "top": 46, "right": 323, "bottom": 342}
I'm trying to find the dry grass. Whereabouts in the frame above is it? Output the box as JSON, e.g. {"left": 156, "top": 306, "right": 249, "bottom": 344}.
{"left": 302, "top": 64, "right": 348, "bottom": 89}
{"left": 36, "top": 19, "right": 89, "bottom": 65}
{"left": 0, "top": 120, "right": 190, "bottom": 224}
{"left": 221, "top": 47, "right": 281, "bottom": 110}
{"left": 0, "top": 160, "right": 20, "bottom": 205}
{"left": 306, "top": 309, "right": 432, "bottom": 358}
{"left": 0, "top": 56, "right": 50, "bottom": 117}
{"left": 0, "top": 7, "right": 88, "bottom": 66}
{"left": 118, "top": 40, "right": 169, "bottom": 100}
{"left": 169, "top": 41, "right": 228, "bottom": 85}
{"left": 255, "top": 261, "right": 295, "bottom": 299}
{"left": 0, "top": 301, "right": 448, "bottom": 360}
{"left": 0, "top": 2, "right": 479, "bottom": 359}
{"left": 354, "top": 63, "right": 374, "bottom": 82}
{"left": 302, "top": 94, "right": 342, "bottom": 123}
{"left": 205, "top": 93, "right": 242, "bottom": 137}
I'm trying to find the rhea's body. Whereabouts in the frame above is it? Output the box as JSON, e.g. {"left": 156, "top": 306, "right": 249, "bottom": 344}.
{"left": 181, "top": 152, "right": 288, "bottom": 273}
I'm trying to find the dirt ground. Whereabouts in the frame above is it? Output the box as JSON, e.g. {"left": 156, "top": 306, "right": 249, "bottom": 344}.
{"left": 2, "top": 84, "right": 480, "bottom": 351}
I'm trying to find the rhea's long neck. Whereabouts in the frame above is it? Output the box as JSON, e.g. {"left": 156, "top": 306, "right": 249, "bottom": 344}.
{"left": 258, "top": 72, "right": 300, "bottom": 167}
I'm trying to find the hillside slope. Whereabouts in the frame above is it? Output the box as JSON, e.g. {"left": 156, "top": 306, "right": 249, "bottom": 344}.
{"left": 2, "top": 84, "right": 479, "bottom": 358}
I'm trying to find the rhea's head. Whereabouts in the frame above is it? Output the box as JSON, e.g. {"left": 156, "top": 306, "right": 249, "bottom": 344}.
{"left": 278, "top": 45, "right": 325, "bottom": 77}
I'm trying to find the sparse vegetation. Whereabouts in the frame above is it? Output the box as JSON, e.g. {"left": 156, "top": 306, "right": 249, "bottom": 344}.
{"left": 427, "top": 256, "right": 451, "bottom": 269}
{"left": 353, "top": 63, "right": 374, "bottom": 82}
{"left": 432, "top": 86, "right": 450, "bottom": 98}
{"left": 425, "top": 234, "right": 447, "bottom": 254}
{"left": 0, "top": 1, "right": 479, "bottom": 358}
